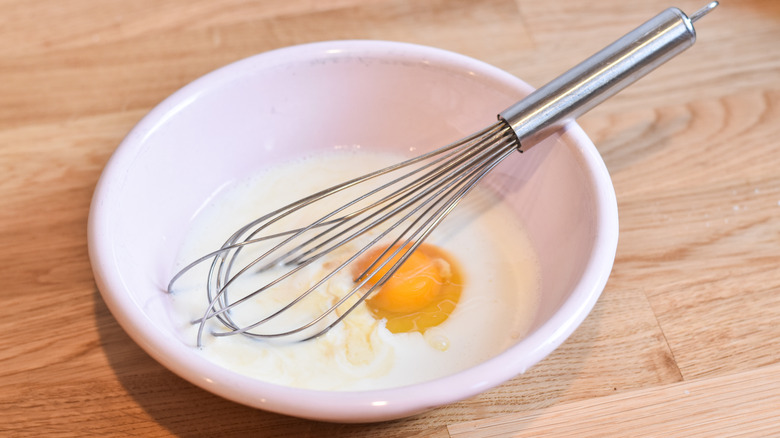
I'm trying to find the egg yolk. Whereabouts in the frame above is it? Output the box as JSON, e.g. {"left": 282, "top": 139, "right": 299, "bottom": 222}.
{"left": 355, "top": 243, "right": 463, "bottom": 334}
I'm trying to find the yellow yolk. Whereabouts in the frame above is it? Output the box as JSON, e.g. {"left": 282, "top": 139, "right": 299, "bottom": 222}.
{"left": 355, "top": 243, "right": 463, "bottom": 334}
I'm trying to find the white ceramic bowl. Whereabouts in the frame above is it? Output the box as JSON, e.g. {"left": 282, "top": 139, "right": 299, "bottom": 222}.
{"left": 88, "top": 40, "right": 618, "bottom": 422}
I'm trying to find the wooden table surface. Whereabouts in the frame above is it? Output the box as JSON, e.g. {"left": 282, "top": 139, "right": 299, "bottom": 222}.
{"left": 2, "top": 0, "right": 779, "bottom": 436}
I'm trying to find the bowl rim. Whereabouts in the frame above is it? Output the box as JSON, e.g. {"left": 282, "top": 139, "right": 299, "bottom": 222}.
{"left": 88, "top": 39, "right": 618, "bottom": 423}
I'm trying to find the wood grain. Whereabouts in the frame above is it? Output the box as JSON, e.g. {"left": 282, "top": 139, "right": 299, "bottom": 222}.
{"left": 449, "top": 362, "right": 780, "bottom": 437}
{"left": 1, "top": 0, "right": 779, "bottom": 436}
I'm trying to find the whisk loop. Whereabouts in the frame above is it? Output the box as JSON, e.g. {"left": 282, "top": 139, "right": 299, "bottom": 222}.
{"left": 168, "top": 4, "right": 716, "bottom": 345}
{"left": 170, "top": 122, "right": 518, "bottom": 346}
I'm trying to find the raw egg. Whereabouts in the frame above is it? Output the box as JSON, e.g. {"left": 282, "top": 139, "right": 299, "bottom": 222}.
{"left": 356, "top": 243, "right": 464, "bottom": 334}
{"left": 173, "top": 150, "right": 541, "bottom": 391}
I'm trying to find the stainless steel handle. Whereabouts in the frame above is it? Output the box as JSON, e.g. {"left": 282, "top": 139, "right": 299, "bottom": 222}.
{"left": 499, "top": 2, "right": 717, "bottom": 151}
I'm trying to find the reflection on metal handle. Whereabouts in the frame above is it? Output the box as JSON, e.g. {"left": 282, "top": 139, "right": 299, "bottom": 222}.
{"left": 499, "top": 2, "right": 717, "bottom": 151}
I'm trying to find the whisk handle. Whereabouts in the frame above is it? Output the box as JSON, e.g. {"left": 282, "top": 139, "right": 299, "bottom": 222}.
{"left": 499, "top": 2, "right": 717, "bottom": 151}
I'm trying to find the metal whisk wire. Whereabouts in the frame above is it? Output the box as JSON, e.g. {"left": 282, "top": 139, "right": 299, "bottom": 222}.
{"left": 170, "top": 121, "right": 518, "bottom": 346}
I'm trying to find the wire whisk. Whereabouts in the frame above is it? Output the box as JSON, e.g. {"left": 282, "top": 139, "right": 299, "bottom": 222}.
{"left": 168, "top": 3, "right": 717, "bottom": 346}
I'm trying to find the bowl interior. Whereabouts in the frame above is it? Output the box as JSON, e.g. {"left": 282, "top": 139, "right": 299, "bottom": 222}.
{"left": 89, "top": 40, "right": 617, "bottom": 422}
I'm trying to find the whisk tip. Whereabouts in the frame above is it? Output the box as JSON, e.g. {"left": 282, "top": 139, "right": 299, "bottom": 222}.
{"left": 690, "top": 1, "right": 718, "bottom": 23}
